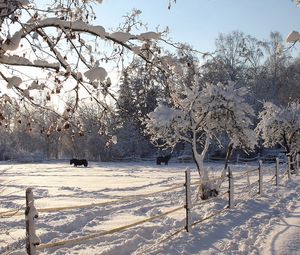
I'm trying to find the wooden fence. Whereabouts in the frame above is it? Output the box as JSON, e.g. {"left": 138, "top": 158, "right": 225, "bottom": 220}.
{"left": 2, "top": 154, "right": 299, "bottom": 255}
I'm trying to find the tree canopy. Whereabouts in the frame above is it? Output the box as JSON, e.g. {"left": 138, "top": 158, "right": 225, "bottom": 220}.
{"left": 0, "top": 0, "right": 174, "bottom": 133}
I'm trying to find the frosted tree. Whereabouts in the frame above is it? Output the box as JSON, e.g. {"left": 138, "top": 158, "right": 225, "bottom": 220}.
{"left": 117, "top": 60, "right": 165, "bottom": 123}
{"left": 0, "top": 0, "right": 172, "bottom": 136}
{"left": 256, "top": 101, "right": 300, "bottom": 164}
{"left": 208, "top": 31, "right": 264, "bottom": 82}
{"left": 263, "top": 32, "right": 291, "bottom": 104}
{"left": 113, "top": 57, "right": 169, "bottom": 158}
{"left": 145, "top": 79, "right": 256, "bottom": 199}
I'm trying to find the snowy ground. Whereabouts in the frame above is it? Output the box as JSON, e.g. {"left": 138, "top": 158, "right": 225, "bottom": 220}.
{"left": 0, "top": 159, "right": 299, "bottom": 254}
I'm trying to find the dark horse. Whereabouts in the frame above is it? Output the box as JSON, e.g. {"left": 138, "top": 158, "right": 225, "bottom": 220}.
{"left": 70, "top": 158, "right": 88, "bottom": 167}
{"left": 156, "top": 155, "right": 171, "bottom": 165}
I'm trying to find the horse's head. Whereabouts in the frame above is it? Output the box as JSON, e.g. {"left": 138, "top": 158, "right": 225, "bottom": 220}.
{"left": 70, "top": 159, "right": 75, "bottom": 165}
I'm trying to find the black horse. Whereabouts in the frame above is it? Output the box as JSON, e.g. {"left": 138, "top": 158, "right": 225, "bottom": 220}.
{"left": 70, "top": 158, "right": 88, "bottom": 167}
{"left": 156, "top": 155, "right": 171, "bottom": 165}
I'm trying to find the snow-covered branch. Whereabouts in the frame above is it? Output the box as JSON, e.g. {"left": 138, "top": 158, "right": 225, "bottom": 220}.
{"left": 0, "top": 55, "right": 60, "bottom": 70}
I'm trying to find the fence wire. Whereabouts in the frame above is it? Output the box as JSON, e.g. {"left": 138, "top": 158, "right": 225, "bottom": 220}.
{"left": 191, "top": 206, "right": 228, "bottom": 227}
{"left": 39, "top": 183, "right": 184, "bottom": 213}
{"left": 0, "top": 205, "right": 25, "bottom": 218}
{"left": 37, "top": 205, "right": 185, "bottom": 250}
{"left": 0, "top": 183, "right": 184, "bottom": 217}
{"left": 235, "top": 168, "right": 258, "bottom": 179}
{"left": 192, "top": 190, "right": 228, "bottom": 208}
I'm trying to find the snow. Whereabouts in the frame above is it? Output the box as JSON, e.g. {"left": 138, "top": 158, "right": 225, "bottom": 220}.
{"left": 2, "top": 31, "right": 23, "bottom": 52}
{"left": 286, "top": 30, "right": 300, "bottom": 43}
{"left": 0, "top": 55, "right": 60, "bottom": 70}
{"left": 131, "top": 46, "right": 141, "bottom": 54}
{"left": 147, "top": 103, "right": 182, "bottom": 126}
{"left": 109, "top": 32, "right": 133, "bottom": 43}
{"left": 256, "top": 102, "right": 300, "bottom": 156}
{"left": 28, "top": 81, "right": 46, "bottom": 90}
{"left": 6, "top": 76, "right": 22, "bottom": 88}
{"left": 25, "top": 188, "right": 41, "bottom": 251}
{"left": 138, "top": 32, "right": 161, "bottom": 41}
{"left": 84, "top": 66, "right": 108, "bottom": 82}
{"left": 0, "top": 160, "right": 300, "bottom": 254}
{"left": 262, "top": 203, "right": 300, "bottom": 255}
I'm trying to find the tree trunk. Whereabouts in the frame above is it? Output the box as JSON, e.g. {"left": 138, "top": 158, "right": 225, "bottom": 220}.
{"left": 217, "top": 143, "right": 234, "bottom": 188}
{"left": 282, "top": 132, "right": 294, "bottom": 170}
{"left": 191, "top": 133, "right": 216, "bottom": 200}
{"left": 191, "top": 132, "right": 209, "bottom": 180}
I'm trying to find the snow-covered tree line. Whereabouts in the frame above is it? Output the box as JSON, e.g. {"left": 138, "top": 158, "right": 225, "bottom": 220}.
{"left": 0, "top": 101, "right": 111, "bottom": 161}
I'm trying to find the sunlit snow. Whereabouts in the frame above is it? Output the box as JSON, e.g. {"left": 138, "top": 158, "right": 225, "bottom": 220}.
{"left": 1, "top": 160, "right": 300, "bottom": 254}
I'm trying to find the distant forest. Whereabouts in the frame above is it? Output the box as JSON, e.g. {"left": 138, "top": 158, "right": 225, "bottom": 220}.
{"left": 0, "top": 31, "right": 299, "bottom": 162}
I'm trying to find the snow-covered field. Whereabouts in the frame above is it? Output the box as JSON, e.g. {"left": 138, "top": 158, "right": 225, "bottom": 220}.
{"left": 1, "top": 160, "right": 300, "bottom": 254}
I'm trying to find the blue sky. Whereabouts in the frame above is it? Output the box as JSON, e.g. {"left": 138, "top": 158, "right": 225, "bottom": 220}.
{"left": 95, "top": 0, "right": 300, "bottom": 53}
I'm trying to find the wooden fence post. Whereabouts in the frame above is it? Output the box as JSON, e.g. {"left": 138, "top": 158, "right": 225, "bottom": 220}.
{"left": 25, "top": 188, "right": 40, "bottom": 255}
{"left": 258, "top": 160, "right": 263, "bottom": 195}
{"left": 275, "top": 157, "right": 279, "bottom": 186}
{"left": 228, "top": 166, "right": 234, "bottom": 208}
{"left": 287, "top": 155, "right": 291, "bottom": 179}
{"left": 185, "top": 169, "right": 192, "bottom": 232}
{"left": 236, "top": 154, "right": 240, "bottom": 164}
{"left": 296, "top": 154, "right": 299, "bottom": 176}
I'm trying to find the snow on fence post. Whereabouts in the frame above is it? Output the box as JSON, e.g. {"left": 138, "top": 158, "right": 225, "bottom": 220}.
{"left": 25, "top": 188, "right": 40, "bottom": 255}
{"left": 228, "top": 166, "right": 234, "bottom": 208}
{"left": 275, "top": 157, "right": 279, "bottom": 186}
{"left": 258, "top": 160, "right": 263, "bottom": 195}
{"left": 185, "top": 168, "right": 192, "bottom": 232}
